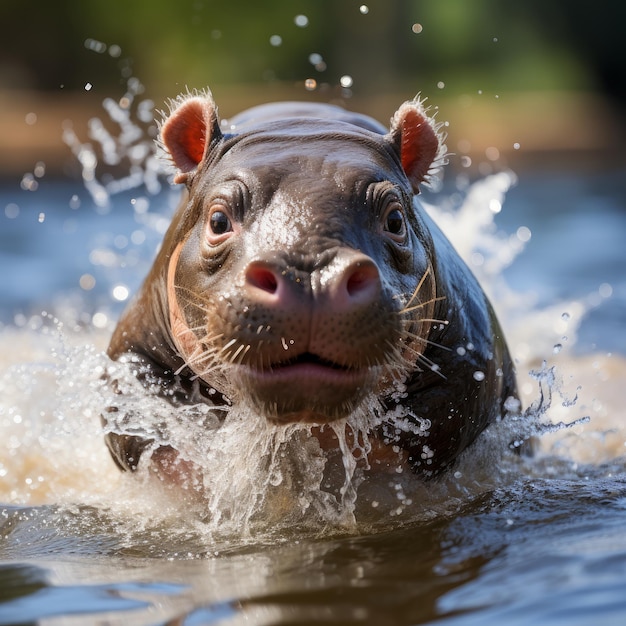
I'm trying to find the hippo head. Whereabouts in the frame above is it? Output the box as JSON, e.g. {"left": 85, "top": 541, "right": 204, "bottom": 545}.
{"left": 158, "top": 91, "right": 445, "bottom": 424}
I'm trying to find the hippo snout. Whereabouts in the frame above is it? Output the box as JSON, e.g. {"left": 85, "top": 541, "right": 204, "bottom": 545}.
{"left": 243, "top": 249, "right": 382, "bottom": 317}
{"left": 229, "top": 248, "right": 393, "bottom": 423}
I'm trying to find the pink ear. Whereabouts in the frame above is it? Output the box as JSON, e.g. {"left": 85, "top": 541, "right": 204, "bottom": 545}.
{"left": 388, "top": 99, "right": 445, "bottom": 194}
{"left": 161, "top": 95, "right": 222, "bottom": 184}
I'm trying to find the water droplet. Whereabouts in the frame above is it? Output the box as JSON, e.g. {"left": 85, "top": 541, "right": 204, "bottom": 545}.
{"left": 304, "top": 78, "right": 317, "bottom": 91}
{"left": 437, "top": 81, "right": 445, "bottom": 89}
{"left": 473, "top": 371, "right": 485, "bottom": 382}
{"left": 489, "top": 198, "right": 502, "bottom": 213}
{"left": 84, "top": 38, "right": 107, "bottom": 54}
{"left": 108, "top": 44, "right": 122, "bottom": 58}
{"left": 493, "top": 37, "right": 499, "bottom": 43}
{"left": 69, "top": 194, "right": 81, "bottom": 210}
{"left": 460, "top": 155, "right": 472, "bottom": 168}
{"left": 516, "top": 226, "right": 531, "bottom": 242}
{"left": 33, "top": 161, "right": 46, "bottom": 178}
{"left": 359, "top": 5, "right": 369, "bottom": 14}
{"left": 471, "top": 252, "right": 484, "bottom": 266}
{"left": 25, "top": 112, "right": 37, "bottom": 125}
{"left": 131, "top": 197, "right": 149, "bottom": 214}
{"left": 308, "top": 53, "right": 323, "bottom": 65}
{"left": 269, "top": 470, "right": 283, "bottom": 486}
{"left": 114, "top": 235, "right": 128, "bottom": 249}
{"left": 38, "top": 212, "right": 45, "bottom": 223}
{"left": 269, "top": 35, "right": 282, "bottom": 47}
{"left": 4, "top": 203, "right": 19, "bottom": 219}
{"left": 340, "top": 75, "right": 353, "bottom": 88}
{"left": 513, "top": 142, "right": 521, "bottom": 150}
{"left": 553, "top": 343, "right": 562, "bottom": 354}
{"left": 20, "top": 173, "right": 38, "bottom": 191}
{"left": 112, "top": 285, "right": 129, "bottom": 302}
{"left": 485, "top": 146, "right": 500, "bottom": 161}
{"left": 456, "top": 346, "right": 466, "bottom": 356}
{"left": 504, "top": 396, "right": 521, "bottom": 413}
{"left": 84, "top": 82, "right": 93, "bottom": 91}
{"left": 561, "top": 312, "right": 571, "bottom": 321}
{"left": 92, "top": 312, "right": 108, "bottom": 328}
{"left": 294, "top": 14, "right": 308, "bottom": 27}
{"left": 79, "top": 274, "right": 96, "bottom": 291}
{"left": 131, "top": 229, "right": 146, "bottom": 245}
{"left": 412, "top": 23, "right": 423, "bottom": 34}
{"left": 599, "top": 283, "right": 613, "bottom": 298}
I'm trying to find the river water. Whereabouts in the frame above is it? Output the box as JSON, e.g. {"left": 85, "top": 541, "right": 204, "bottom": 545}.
{"left": 1, "top": 108, "right": 625, "bottom": 624}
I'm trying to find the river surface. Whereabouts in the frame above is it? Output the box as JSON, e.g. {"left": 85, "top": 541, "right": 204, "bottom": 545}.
{"left": 1, "top": 135, "right": 625, "bottom": 624}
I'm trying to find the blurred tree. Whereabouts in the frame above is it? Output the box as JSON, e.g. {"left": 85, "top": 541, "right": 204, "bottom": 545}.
{"left": 517, "top": 0, "right": 626, "bottom": 105}
{"left": 0, "top": 0, "right": 621, "bottom": 104}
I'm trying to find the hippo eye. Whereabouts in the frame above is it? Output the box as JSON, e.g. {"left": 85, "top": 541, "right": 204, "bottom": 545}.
{"left": 209, "top": 210, "right": 231, "bottom": 234}
{"left": 206, "top": 205, "right": 235, "bottom": 245}
{"left": 382, "top": 203, "right": 407, "bottom": 242}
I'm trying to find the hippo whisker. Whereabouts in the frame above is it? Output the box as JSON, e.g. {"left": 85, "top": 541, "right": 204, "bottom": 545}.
{"left": 382, "top": 339, "right": 417, "bottom": 379}
{"left": 172, "top": 330, "right": 225, "bottom": 376}
{"left": 229, "top": 343, "right": 252, "bottom": 365}
{"left": 412, "top": 352, "right": 446, "bottom": 379}
{"left": 220, "top": 338, "right": 239, "bottom": 354}
{"left": 383, "top": 324, "right": 447, "bottom": 381}
{"left": 398, "top": 295, "right": 445, "bottom": 316}
{"left": 174, "top": 283, "right": 213, "bottom": 307}
{"left": 402, "top": 290, "right": 434, "bottom": 312}
{"left": 239, "top": 344, "right": 253, "bottom": 364}
{"left": 397, "top": 264, "right": 436, "bottom": 309}
{"left": 184, "top": 347, "right": 220, "bottom": 374}
{"left": 186, "top": 339, "right": 227, "bottom": 369}
{"left": 401, "top": 331, "right": 452, "bottom": 352}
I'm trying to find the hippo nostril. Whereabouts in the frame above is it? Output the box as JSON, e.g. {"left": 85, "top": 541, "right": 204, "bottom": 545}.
{"left": 246, "top": 262, "right": 279, "bottom": 294}
{"left": 346, "top": 264, "right": 379, "bottom": 297}
{"left": 343, "top": 259, "right": 381, "bottom": 305}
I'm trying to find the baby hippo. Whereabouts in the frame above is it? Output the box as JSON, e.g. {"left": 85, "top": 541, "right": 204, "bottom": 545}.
{"left": 103, "top": 89, "right": 517, "bottom": 480}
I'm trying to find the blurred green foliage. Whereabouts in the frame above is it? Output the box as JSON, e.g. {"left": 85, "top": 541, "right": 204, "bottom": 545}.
{"left": 0, "top": 0, "right": 623, "bottom": 102}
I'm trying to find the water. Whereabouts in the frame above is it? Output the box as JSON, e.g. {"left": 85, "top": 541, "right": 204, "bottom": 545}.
{"left": 1, "top": 99, "right": 625, "bottom": 624}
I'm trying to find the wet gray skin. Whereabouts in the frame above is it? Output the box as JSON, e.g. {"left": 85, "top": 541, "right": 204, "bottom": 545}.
{"left": 103, "top": 96, "right": 517, "bottom": 478}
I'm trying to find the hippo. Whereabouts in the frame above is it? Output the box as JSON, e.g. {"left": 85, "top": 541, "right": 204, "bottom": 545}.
{"left": 102, "top": 89, "right": 517, "bottom": 481}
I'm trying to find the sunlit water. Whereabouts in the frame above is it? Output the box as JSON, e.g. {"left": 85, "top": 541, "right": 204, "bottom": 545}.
{"left": 1, "top": 89, "right": 625, "bottom": 625}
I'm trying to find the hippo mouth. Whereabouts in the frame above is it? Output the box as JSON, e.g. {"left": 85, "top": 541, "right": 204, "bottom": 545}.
{"left": 236, "top": 351, "right": 372, "bottom": 423}
{"left": 272, "top": 352, "right": 353, "bottom": 372}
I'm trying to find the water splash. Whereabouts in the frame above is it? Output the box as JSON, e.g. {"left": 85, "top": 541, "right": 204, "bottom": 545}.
{"left": 0, "top": 307, "right": 523, "bottom": 541}
{"left": 62, "top": 75, "right": 163, "bottom": 209}
{"left": 0, "top": 315, "right": 120, "bottom": 507}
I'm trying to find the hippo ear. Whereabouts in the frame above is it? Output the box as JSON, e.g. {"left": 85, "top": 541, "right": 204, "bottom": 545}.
{"left": 387, "top": 98, "right": 446, "bottom": 194}
{"left": 160, "top": 93, "right": 223, "bottom": 184}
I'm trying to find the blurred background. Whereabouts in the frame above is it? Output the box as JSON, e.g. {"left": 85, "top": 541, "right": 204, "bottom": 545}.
{"left": 1, "top": 0, "right": 625, "bottom": 180}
